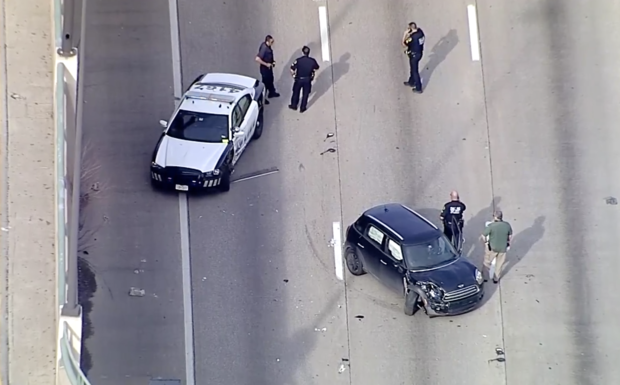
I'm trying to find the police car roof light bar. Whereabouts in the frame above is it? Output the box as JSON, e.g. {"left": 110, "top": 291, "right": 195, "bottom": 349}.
{"left": 184, "top": 90, "right": 236, "bottom": 104}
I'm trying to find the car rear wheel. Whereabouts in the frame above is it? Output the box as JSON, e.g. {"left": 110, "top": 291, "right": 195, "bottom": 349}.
{"left": 345, "top": 247, "right": 365, "bottom": 276}
{"left": 252, "top": 109, "right": 264, "bottom": 140}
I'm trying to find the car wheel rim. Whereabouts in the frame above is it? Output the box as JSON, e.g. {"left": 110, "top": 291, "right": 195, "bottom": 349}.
{"left": 347, "top": 253, "right": 360, "bottom": 272}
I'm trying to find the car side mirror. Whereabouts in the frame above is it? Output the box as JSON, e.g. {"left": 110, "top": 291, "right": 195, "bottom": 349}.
{"left": 234, "top": 131, "right": 245, "bottom": 137}
{"left": 159, "top": 120, "right": 168, "bottom": 128}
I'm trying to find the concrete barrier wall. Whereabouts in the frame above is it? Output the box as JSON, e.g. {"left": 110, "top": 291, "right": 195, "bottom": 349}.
{"left": 53, "top": 0, "right": 91, "bottom": 383}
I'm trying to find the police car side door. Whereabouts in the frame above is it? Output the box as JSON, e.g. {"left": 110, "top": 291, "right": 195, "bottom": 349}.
{"left": 231, "top": 96, "right": 252, "bottom": 163}
{"left": 231, "top": 102, "right": 245, "bottom": 165}
{"left": 237, "top": 95, "right": 256, "bottom": 142}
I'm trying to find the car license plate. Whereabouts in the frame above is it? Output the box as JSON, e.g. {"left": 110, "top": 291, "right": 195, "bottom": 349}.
{"left": 175, "top": 184, "right": 189, "bottom": 191}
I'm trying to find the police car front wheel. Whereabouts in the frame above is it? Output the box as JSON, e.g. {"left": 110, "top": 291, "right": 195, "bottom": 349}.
{"left": 220, "top": 169, "right": 232, "bottom": 192}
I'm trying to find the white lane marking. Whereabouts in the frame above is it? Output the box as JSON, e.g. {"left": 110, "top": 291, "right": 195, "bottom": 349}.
{"left": 168, "top": 0, "right": 183, "bottom": 99}
{"left": 318, "top": 6, "right": 331, "bottom": 62}
{"left": 168, "top": 0, "right": 193, "bottom": 379}
{"left": 467, "top": 5, "right": 481, "bottom": 61}
{"left": 231, "top": 169, "right": 279, "bottom": 184}
{"left": 178, "top": 193, "right": 196, "bottom": 385}
{"left": 332, "top": 221, "right": 343, "bottom": 280}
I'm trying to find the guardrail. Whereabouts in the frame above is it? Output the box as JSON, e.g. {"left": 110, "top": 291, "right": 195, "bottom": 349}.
{"left": 54, "top": 0, "right": 90, "bottom": 383}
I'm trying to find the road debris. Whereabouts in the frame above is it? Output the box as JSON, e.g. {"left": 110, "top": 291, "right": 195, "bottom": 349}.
{"left": 314, "top": 327, "right": 327, "bottom": 332}
{"left": 320, "top": 148, "right": 336, "bottom": 155}
{"left": 129, "top": 287, "right": 145, "bottom": 297}
{"left": 605, "top": 196, "right": 617, "bottom": 205}
{"left": 355, "top": 315, "right": 364, "bottom": 320}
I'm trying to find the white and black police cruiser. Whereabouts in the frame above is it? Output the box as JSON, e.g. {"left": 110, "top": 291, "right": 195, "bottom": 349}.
{"left": 150, "top": 72, "right": 265, "bottom": 192}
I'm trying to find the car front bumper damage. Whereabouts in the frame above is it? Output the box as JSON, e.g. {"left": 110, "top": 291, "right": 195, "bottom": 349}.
{"left": 419, "top": 283, "right": 485, "bottom": 317}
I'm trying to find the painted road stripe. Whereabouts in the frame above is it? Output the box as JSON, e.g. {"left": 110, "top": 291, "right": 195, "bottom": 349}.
{"left": 467, "top": 5, "right": 481, "bottom": 61}
{"left": 318, "top": 6, "right": 331, "bottom": 62}
{"left": 333, "top": 221, "right": 343, "bottom": 280}
{"left": 168, "top": 0, "right": 195, "bottom": 381}
{"left": 178, "top": 193, "right": 196, "bottom": 385}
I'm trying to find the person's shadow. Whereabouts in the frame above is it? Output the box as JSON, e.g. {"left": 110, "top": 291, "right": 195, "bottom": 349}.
{"left": 307, "top": 52, "right": 351, "bottom": 109}
{"left": 421, "top": 29, "right": 459, "bottom": 89}
{"left": 501, "top": 216, "right": 546, "bottom": 277}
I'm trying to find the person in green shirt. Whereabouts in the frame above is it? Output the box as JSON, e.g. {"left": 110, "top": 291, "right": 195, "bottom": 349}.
{"left": 480, "top": 210, "right": 513, "bottom": 283}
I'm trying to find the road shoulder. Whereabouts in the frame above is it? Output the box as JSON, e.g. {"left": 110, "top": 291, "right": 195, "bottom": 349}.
{"left": 1, "top": 0, "right": 57, "bottom": 383}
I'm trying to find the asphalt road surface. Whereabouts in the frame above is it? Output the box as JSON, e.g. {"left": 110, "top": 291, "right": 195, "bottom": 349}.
{"left": 82, "top": 0, "right": 620, "bottom": 385}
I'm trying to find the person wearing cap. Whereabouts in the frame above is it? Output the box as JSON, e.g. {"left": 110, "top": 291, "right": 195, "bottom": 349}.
{"left": 480, "top": 210, "right": 513, "bottom": 283}
{"left": 255, "top": 35, "right": 280, "bottom": 104}
{"left": 288, "top": 46, "right": 320, "bottom": 113}
{"left": 402, "top": 22, "right": 425, "bottom": 93}
{"left": 439, "top": 190, "right": 467, "bottom": 248}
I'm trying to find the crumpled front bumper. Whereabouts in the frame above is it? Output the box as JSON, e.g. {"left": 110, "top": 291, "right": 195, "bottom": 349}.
{"left": 422, "top": 284, "right": 485, "bottom": 317}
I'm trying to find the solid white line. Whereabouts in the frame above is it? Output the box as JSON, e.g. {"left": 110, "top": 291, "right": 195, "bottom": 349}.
{"left": 231, "top": 170, "right": 279, "bottom": 184}
{"left": 168, "top": 0, "right": 183, "bottom": 99}
{"left": 168, "top": 0, "right": 193, "bottom": 380}
{"left": 332, "top": 221, "right": 343, "bottom": 280}
{"left": 467, "top": 5, "right": 481, "bottom": 61}
{"left": 318, "top": 6, "right": 331, "bottom": 62}
{"left": 178, "top": 193, "right": 195, "bottom": 385}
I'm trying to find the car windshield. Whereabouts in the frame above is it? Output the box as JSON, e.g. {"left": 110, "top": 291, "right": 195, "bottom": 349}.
{"left": 403, "top": 235, "right": 459, "bottom": 270}
{"left": 166, "top": 109, "right": 229, "bottom": 143}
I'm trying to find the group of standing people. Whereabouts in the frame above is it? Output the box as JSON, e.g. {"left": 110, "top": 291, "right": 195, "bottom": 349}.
{"left": 254, "top": 35, "right": 319, "bottom": 113}
{"left": 440, "top": 191, "right": 513, "bottom": 284}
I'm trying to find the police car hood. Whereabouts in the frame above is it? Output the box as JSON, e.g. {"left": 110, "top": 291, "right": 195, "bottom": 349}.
{"left": 159, "top": 136, "right": 226, "bottom": 173}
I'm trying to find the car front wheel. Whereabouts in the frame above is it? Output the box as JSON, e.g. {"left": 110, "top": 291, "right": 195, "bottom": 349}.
{"left": 252, "top": 109, "right": 264, "bottom": 140}
{"left": 404, "top": 289, "right": 420, "bottom": 316}
{"left": 345, "top": 247, "right": 365, "bottom": 276}
{"left": 220, "top": 167, "right": 231, "bottom": 192}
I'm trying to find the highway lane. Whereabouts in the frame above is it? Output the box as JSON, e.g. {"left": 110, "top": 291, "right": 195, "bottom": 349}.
{"left": 478, "top": 0, "right": 620, "bottom": 384}
{"left": 80, "top": 0, "right": 186, "bottom": 383}
{"left": 177, "top": 1, "right": 350, "bottom": 384}
{"left": 330, "top": 0, "right": 504, "bottom": 384}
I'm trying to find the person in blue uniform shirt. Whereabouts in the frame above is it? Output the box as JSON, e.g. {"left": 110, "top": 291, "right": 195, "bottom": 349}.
{"left": 402, "top": 22, "right": 425, "bottom": 93}
{"left": 288, "top": 46, "right": 320, "bottom": 113}
{"left": 255, "top": 35, "right": 280, "bottom": 104}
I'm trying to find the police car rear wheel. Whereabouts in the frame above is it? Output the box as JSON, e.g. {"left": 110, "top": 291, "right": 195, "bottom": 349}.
{"left": 252, "top": 109, "right": 264, "bottom": 140}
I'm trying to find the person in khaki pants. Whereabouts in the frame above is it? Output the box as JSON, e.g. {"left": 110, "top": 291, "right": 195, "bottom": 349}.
{"left": 480, "top": 210, "right": 513, "bottom": 284}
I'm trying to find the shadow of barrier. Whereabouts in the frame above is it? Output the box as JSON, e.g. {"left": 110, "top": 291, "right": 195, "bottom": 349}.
{"left": 54, "top": 0, "right": 91, "bottom": 383}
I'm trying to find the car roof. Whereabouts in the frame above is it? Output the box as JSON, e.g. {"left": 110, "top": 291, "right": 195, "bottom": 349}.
{"left": 179, "top": 74, "right": 253, "bottom": 116}
{"left": 363, "top": 203, "right": 440, "bottom": 244}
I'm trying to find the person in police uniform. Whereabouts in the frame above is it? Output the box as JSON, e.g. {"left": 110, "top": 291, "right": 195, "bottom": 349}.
{"left": 288, "top": 46, "right": 320, "bottom": 113}
{"left": 402, "top": 22, "right": 425, "bottom": 93}
{"left": 255, "top": 35, "right": 280, "bottom": 104}
{"left": 439, "top": 190, "right": 467, "bottom": 248}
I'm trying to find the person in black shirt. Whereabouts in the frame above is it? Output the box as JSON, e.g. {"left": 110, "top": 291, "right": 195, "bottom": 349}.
{"left": 402, "top": 22, "right": 425, "bottom": 93}
{"left": 288, "top": 46, "right": 320, "bottom": 113}
{"left": 440, "top": 190, "right": 467, "bottom": 249}
{"left": 255, "top": 35, "right": 280, "bottom": 104}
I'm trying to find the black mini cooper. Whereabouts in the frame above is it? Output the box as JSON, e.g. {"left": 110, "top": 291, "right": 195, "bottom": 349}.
{"left": 344, "top": 203, "right": 485, "bottom": 317}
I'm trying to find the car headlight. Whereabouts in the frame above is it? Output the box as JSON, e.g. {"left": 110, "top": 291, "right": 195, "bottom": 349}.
{"left": 475, "top": 269, "right": 483, "bottom": 285}
{"left": 151, "top": 161, "right": 163, "bottom": 169}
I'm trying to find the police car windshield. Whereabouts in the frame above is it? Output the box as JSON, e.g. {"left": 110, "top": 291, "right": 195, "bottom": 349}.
{"left": 403, "top": 235, "right": 458, "bottom": 270}
{"left": 167, "top": 110, "right": 229, "bottom": 143}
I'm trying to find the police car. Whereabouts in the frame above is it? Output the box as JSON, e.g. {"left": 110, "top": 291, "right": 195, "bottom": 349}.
{"left": 150, "top": 72, "right": 265, "bottom": 192}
